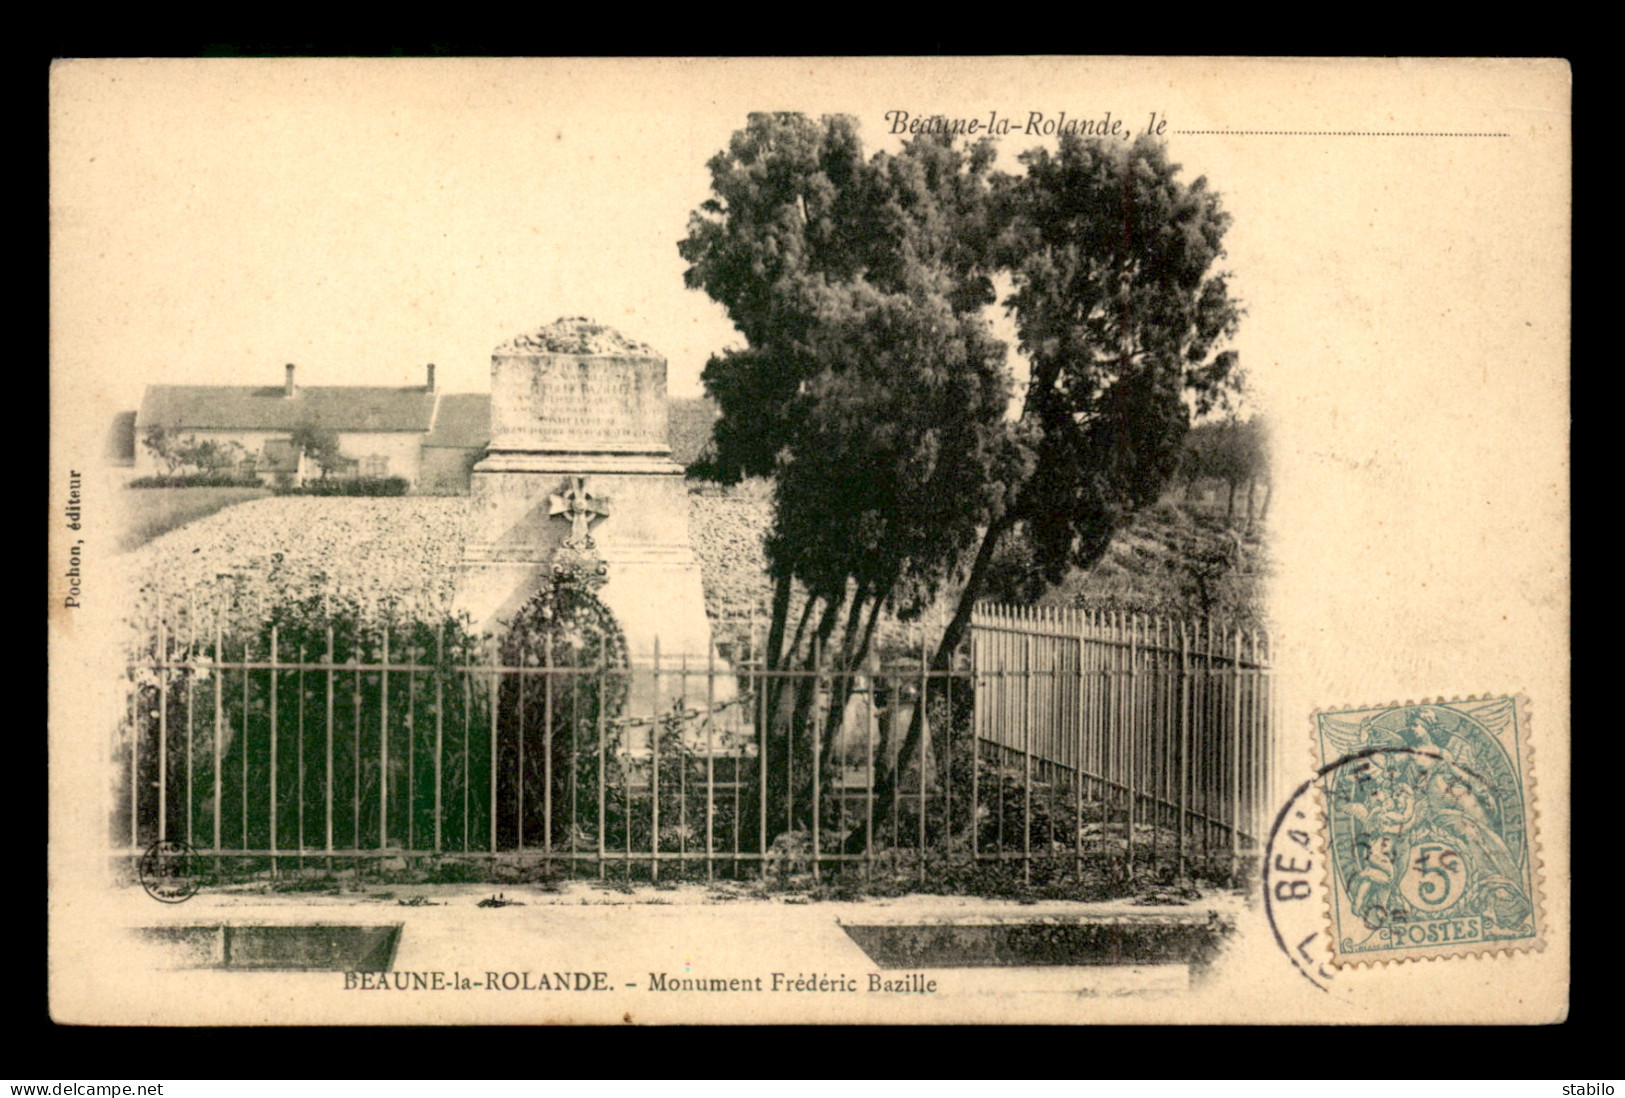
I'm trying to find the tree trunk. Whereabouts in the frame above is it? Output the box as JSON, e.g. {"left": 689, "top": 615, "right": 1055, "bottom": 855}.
{"left": 742, "top": 575, "right": 806, "bottom": 852}
{"left": 780, "top": 593, "right": 846, "bottom": 833}
{"left": 842, "top": 516, "right": 1010, "bottom": 853}
{"left": 835, "top": 581, "right": 871, "bottom": 674}
{"left": 814, "top": 585, "right": 871, "bottom": 773}
{"left": 765, "top": 587, "right": 817, "bottom": 735}
{"left": 764, "top": 570, "right": 793, "bottom": 673}
{"left": 934, "top": 516, "right": 1011, "bottom": 673}
{"left": 820, "top": 581, "right": 892, "bottom": 767}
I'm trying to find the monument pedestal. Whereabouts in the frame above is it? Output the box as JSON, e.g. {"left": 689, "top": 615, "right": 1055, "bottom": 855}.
{"left": 460, "top": 452, "right": 714, "bottom": 661}
{"left": 456, "top": 319, "right": 732, "bottom": 730}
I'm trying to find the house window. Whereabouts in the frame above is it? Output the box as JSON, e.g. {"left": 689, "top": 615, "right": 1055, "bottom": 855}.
{"left": 362, "top": 455, "right": 389, "bottom": 478}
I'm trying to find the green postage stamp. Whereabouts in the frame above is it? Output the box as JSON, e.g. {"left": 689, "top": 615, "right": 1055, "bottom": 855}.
{"left": 1314, "top": 696, "right": 1541, "bottom": 965}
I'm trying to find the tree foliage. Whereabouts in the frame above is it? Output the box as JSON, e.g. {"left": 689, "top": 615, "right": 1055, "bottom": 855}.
{"left": 767, "top": 283, "right": 1014, "bottom": 619}
{"left": 289, "top": 421, "right": 344, "bottom": 478}
{"left": 680, "top": 113, "right": 1000, "bottom": 485}
{"left": 141, "top": 426, "right": 247, "bottom": 477}
{"left": 141, "top": 425, "right": 183, "bottom": 475}
{"left": 681, "top": 116, "right": 1242, "bottom": 846}
{"left": 990, "top": 134, "right": 1241, "bottom": 590}
{"left": 1182, "top": 415, "right": 1270, "bottom": 519}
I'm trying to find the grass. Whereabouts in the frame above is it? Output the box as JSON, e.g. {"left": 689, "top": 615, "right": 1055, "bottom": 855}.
{"left": 117, "top": 485, "right": 271, "bottom": 552}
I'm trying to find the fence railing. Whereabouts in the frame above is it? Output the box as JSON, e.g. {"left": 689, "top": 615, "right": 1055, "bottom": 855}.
{"left": 114, "top": 603, "right": 1274, "bottom": 887}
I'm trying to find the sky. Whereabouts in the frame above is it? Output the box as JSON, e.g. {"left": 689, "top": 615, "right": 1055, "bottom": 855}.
{"left": 47, "top": 55, "right": 1421, "bottom": 413}
{"left": 50, "top": 57, "right": 1562, "bottom": 424}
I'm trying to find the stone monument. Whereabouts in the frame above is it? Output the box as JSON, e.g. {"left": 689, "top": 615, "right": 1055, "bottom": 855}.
{"left": 458, "top": 318, "right": 717, "bottom": 672}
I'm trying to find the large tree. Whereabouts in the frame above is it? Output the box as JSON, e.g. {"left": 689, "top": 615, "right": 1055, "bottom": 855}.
{"left": 759, "top": 280, "right": 1018, "bottom": 825}
{"left": 953, "top": 133, "right": 1241, "bottom": 645}
{"left": 682, "top": 118, "right": 1241, "bottom": 846}
{"left": 680, "top": 114, "right": 1014, "bottom": 836}
{"left": 859, "top": 134, "right": 1241, "bottom": 843}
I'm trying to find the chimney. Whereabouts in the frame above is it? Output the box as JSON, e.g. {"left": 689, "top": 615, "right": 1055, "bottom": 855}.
{"left": 426, "top": 363, "right": 436, "bottom": 392}
{"left": 284, "top": 364, "right": 296, "bottom": 398}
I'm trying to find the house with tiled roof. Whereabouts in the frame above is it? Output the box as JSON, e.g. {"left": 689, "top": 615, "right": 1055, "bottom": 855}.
{"left": 133, "top": 364, "right": 490, "bottom": 491}
{"left": 125, "top": 363, "right": 719, "bottom": 492}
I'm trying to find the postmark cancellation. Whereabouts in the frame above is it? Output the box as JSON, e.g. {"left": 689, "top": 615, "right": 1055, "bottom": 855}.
{"left": 1313, "top": 695, "right": 1541, "bottom": 966}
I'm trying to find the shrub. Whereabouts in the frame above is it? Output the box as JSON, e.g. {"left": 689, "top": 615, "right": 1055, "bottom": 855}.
{"left": 494, "top": 568, "right": 630, "bottom": 851}
{"left": 116, "top": 594, "right": 491, "bottom": 856}
{"left": 129, "top": 473, "right": 263, "bottom": 489}
{"left": 117, "top": 568, "right": 638, "bottom": 867}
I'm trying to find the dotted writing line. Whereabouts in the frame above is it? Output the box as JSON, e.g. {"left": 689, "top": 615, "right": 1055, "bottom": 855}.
{"left": 1174, "top": 130, "right": 1509, "bottom": 137}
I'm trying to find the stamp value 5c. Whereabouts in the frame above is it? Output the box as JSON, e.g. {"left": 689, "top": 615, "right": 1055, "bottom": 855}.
{"left": 1314, "top": 696, "right": 1541, "bottom": 965}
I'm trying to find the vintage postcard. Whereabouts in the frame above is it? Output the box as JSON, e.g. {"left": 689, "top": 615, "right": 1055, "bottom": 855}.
{"left": 48, "top": 57, "right": 1570, "bottom": 1025}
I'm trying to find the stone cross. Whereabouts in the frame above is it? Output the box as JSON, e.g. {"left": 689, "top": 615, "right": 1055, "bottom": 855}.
{"left": 549, "top": 475, "right": 611, "bottom": 548}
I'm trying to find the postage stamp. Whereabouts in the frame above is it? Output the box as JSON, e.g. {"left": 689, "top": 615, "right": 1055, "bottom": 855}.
{"left": 1313, "top": 696, "right": 1541, "bottom": 965}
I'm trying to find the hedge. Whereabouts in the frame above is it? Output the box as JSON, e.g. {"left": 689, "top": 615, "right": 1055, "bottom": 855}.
{"left": 128, "top": 472, "right": 264, "bottom": 489}
{"left": 274, "top": 476, "right": 410, "bottom": 497}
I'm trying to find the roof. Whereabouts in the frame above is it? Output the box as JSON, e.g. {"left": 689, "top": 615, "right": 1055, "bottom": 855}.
{"left": 422, "top": 393, "right": 491, "bottom": 449}
{"left": 138, "top": 384, "right": 437, "bottom": 433}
